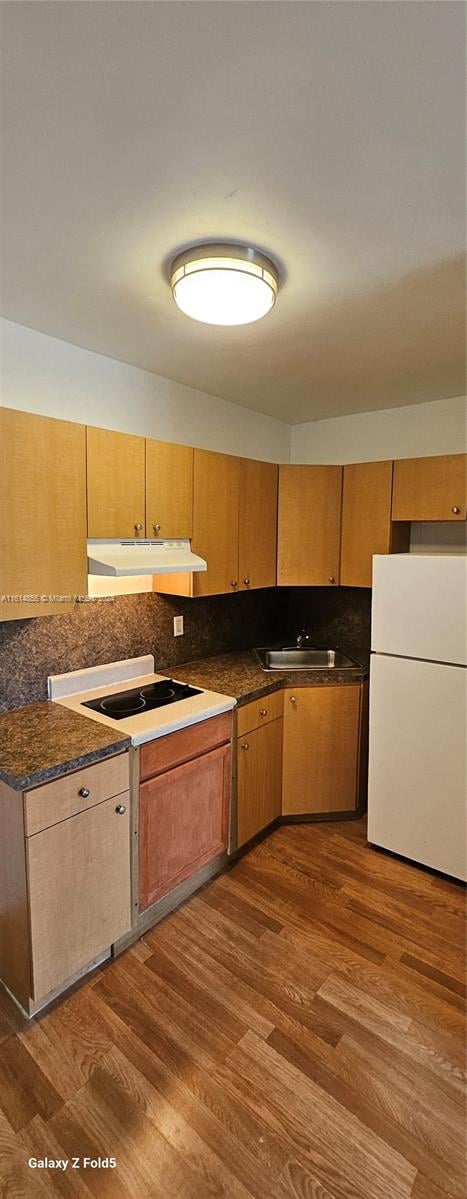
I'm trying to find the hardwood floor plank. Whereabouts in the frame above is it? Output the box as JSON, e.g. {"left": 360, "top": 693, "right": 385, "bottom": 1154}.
{"left": 0, "top": 818, "right": 464, "bottom": 1199}
{"left": 0, "top": 1035, "right": 63, "bottom": 1132}
{"left": 226, "top": 1029, "right": 416, "bottom": 1199}
{"left": 399, "top": 953, "right": 467, "bottom": 1000}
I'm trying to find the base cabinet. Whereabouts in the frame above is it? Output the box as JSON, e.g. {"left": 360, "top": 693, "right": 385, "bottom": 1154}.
{"left": 282, "top": 685, "right": 362, "bottom": 816}
{"left": 237, "top": 718, "right": 283, "bottom": 847}
{"left": 139, "top": 726, "right": 231, "bottom": 910}
{"left": 28, "top": 795, "right": 131, "bottom": 1000}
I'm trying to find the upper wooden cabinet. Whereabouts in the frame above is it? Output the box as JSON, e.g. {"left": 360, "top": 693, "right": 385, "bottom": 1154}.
{"left": 86, "top": 427, "right": 145, "bottom": 538}
{"left": 0, "top": 408, "right": 87, "bottom": 621}
{"left": 192, "top": 449, "right": 241, "bottom": 596}
{"left": 340, "top": 461, "right": 394, "bottom": 588}
{"left": 146, "top": 439, "right": 193, "bottom": 538}
{"left": 392, "top": 454, "right": 467, "bottom": 522}
{"left": 277, "top": 465, "right": 342, "bottom": 586}
{"left": 238, "top": 459, "right": 278, "bottom": 591}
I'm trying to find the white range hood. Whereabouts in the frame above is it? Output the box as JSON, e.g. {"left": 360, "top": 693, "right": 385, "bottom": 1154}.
{"left": 87, "top": 538, "right": 207, "bottom": 577}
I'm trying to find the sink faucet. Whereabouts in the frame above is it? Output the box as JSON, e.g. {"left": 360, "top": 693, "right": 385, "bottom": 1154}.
{"left": 296, "top": 628, "right": 312, "bottom": 648}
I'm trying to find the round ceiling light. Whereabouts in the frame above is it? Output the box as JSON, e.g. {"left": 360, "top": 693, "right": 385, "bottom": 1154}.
{"left": 170, "top": 243, "right": 278, "bottom": 326}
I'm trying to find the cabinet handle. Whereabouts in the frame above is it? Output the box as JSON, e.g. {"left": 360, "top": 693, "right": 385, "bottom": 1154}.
{"left": 259, "top": 708, "right": 268, "bottom": 717}
{"left": 329, "top": 576, "right": 336, "bottom": 584}
{"left": 243, "top": 577, "right": 250, "bottom": 586}
{"left": 134, "top": 523, "right": 143, "bottom": 532}
{"left": 230, "top": 580, "right": 238, "bottom": 589}
{"left": 115, "top": 804, "right": 127, "bottom": 815}
{"left": 452, "top": 506, "right": 461, "bottom": 515}
{"left": 78, "top": 787, "right": 90, "bottom": 798}
{"left": 289, "top": 696, "right": 297, "bottom": 704}
{"left": 241, "top": 742, "right": 250, "bottom": 750}
{"left": 153, "top": 523, "right": 161, "bottom": 533}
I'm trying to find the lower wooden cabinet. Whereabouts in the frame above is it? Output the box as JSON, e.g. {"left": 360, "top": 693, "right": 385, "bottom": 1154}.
{"left": 282, "top": 685, "right": 362, "bottom": 816}
{"left": 237, "top": 718, "right": 283, "bottom": 847}
{"left": 27, "top": 794, "right": 131, "bottom": 1000}
{"left": 139, "top": 735, "right": 231, "bottom": 910}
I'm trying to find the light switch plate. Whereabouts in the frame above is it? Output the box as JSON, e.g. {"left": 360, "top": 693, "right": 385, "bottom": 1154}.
{"left": 173, "top": 615, "right": 184, "bottom": 637}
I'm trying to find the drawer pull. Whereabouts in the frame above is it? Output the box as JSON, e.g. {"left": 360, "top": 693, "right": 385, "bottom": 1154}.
{"left": 79, "top": 787, "right": 90, "bottom": 798}
{"left": 259, "top": 708, "right": 268, "bottom": 717}
{"left": 115, "top": 804, "right": 127, "bottom": 815}
{"left": 241, "top": 742, "right": 250, "bottom": 751}
{"left": 452, "top": 506, "right": 461, "bottom": 514}
{"left": 289, "top": 696, "right": 297, "bottom": 704}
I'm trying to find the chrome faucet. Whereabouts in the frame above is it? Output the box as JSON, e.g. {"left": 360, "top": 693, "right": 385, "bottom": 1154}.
{"left": 296, "top": 628, "right": 312, "bottom": 648}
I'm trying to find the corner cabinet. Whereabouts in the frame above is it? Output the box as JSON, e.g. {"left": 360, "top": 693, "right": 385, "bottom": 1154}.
{"left": 282, "top": 685, "right": 363, "bottom": 817}
{"left": 86, "top": 426, "right": 146, "bottom": 538}
{"left": 0, "top": 408, "right": 87, "bottom": 621}
{"left": 392, "top": 454, "right": 467, "bottom": 522}
{"left": 277, "top": 465, "right": 342, "bottom": 586}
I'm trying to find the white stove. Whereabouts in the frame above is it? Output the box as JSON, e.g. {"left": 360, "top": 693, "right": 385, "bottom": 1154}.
{"left": 49, "top": 655, "right": 236, "bottom": 747}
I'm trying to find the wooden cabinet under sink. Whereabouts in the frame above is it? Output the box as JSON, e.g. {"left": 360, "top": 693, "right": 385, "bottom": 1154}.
{"left": 282, "top": 684, "right": 365, "bottom": 817}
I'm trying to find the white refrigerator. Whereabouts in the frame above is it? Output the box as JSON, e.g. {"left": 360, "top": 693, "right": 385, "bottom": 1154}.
{"left": 368, "top": 554, "right": 467, "bottom": 881}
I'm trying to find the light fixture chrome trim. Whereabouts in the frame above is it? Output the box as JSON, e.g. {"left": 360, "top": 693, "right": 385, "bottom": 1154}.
{"left": 169, "top": 242, "right": 279, "bottom": 326}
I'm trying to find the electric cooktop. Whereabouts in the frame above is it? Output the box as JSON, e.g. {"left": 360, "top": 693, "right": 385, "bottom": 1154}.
{"left": 82, "top": 679, "right": 202, "bottom": 720}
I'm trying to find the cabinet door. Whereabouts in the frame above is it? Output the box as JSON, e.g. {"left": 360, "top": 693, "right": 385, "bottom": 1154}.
{"left": 0, "top": 408, "right": 87, "bottom": 621}
{"left": 87, "top": 426, "right": 145, "bottom": 538}
{"left": 139, "top": 743, "right": 231, "bottom": 909}
{"left": 340, "top": 461, "right": 393, "bottom": 588}
{"left": 27, "top": 796, "right": 131, "bottom": 1001}
{"left": 146, "top": 439, "right": 193, "bottom": 538}
{"left": 239, "top": 459, "right": 278, "bottom": 591}
{"left": 237, "top": 718, "right": 283, "bottom": 847}
{"left": 277, "top": 466, "right": 342, "bottom": 586}
{"left": 192, "top": 450, "right": 240, "bottom": 596}
{"left": 392, "top": 454, "right": 467, "bottom": 521}
{"left": 282, "top": 686, "right": 361, "bottom": 815}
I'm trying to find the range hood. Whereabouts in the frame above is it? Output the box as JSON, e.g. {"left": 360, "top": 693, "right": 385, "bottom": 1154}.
{"left": 87, "top": 539, "right": 207, "bottom": 577}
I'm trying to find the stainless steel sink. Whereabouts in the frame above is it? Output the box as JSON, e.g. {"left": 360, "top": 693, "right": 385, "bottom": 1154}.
{"left": 255, "top": 646, "right": 359, "bottom": 671}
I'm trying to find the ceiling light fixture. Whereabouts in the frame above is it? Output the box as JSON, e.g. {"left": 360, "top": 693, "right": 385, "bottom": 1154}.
{"left": 170, "top": 243, "right": 278, "bottom": 326}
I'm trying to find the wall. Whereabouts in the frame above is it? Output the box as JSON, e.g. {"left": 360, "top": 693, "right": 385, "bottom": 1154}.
{"left": 0, "top": 319, "right": 291, "bottom": 463}
{"left": 290, "top": 395, "right": 467, "bottom": 464}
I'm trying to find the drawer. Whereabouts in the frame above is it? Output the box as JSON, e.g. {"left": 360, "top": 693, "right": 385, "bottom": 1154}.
{"left": 140, "top": 712, "right": 233, "bottom": 782}
{"left": 237, "top": 690, "right": 283, "bottom": 737}
{"left": 24, "top": 752, "right": 129, "bottom": 836}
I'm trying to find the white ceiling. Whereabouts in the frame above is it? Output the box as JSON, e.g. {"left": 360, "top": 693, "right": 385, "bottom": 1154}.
{"left": 0, "top": 1, "right": 465, "bottom": 424}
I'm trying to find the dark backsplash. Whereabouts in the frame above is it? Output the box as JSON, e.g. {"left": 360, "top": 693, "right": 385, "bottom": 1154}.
{"left": 287, "top": 587, "right": 372, "bottom": 657}
{"left": 0, "top": 586, "right": 371, "bottom": 712}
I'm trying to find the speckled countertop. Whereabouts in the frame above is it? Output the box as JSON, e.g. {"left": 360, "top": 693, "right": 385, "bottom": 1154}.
{"left": 0, "top": 647, "right": 368, "bottom": 792}
{"left": 0, "top": 703, "right": 130, "bottom": 792}
{"left": 165, "top": 647, "right": 369, "bottom": 705}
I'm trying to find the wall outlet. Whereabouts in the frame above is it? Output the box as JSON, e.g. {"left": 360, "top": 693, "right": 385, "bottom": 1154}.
{"left": 173, "top": 615, "right": 184, "bottom": 637}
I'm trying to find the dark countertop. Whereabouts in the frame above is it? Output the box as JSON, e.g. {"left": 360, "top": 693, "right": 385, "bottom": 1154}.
{"left": 167, "top": 647, "right": 369, "bottom": 705}
{"left": 0, "top": 647, "right": 368, "bottom": 792}
{"left": 0, "top": 702, "right": 130, "bottom": 792}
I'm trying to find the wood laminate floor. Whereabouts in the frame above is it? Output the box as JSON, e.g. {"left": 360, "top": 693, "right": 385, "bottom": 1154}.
{"left": 0, "top": 819, "right": 465, "bottom": 1199}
